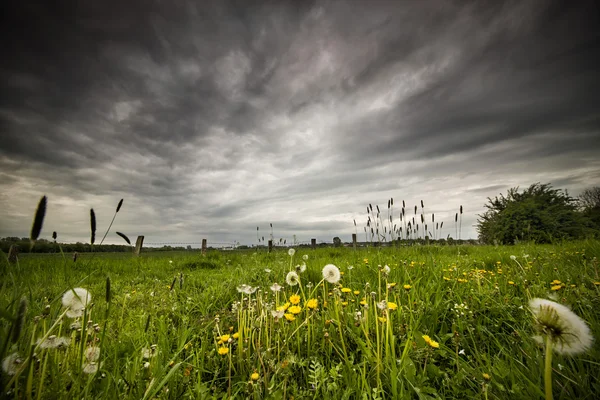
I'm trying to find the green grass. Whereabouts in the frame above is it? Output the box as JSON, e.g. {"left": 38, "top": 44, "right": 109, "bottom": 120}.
{"left": 1, "top": 241, "right": 600, "bottom": 399}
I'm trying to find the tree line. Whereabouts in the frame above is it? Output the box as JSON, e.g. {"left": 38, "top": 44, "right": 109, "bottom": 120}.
{"left": 477, "top": 184, "right": 600, "bottom": 244}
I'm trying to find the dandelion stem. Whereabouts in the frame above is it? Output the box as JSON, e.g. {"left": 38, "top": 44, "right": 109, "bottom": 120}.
{"left": 545, "top": 335, "right": 554, "bottom": 400}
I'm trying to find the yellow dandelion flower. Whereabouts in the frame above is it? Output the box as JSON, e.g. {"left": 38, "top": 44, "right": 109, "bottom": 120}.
{"left": 551, "top": 280, "right": 562, "bottom": 285}
{"left": 593, "top": 281, "right": 600, "bottom": 286}
{"left": 363, "top": 258, "right": 369, "bottom": 264}
{"left": 423, "top": 335, "right": 439, "bottom": 348}
{"left": 289, "top": 294, "right": 301, "bottom": 305}
{"left": 251, "top": 372, "right": 259, "bottom": 381}
{"left": 378, "top": 316, "right": 387, "bottom": 323}
{"left": 570, "top": 284, "right": 576, "bottom": 288}
{"left": 551, "top": 285, "right": 562, "bottom": 291}
{"left": 483, "top": 373, "right": 491, "bottom": 381}
{"left": 457, "top": 278, "right": 468, "bottom": 283}
{"left": 277, "top": 302, "right": 290, "bottom": 311}
{"left": 387, "top": 302, "right": 398, "bottom": 311}
{"left": 288, "top": 305, "right": 302, "bottom": 314}
{"left": 360, "top": 298, "right": 368, "bottom": 306}
{"left": 508, "top": 281, "right": 515, "bottom": 285}
{"left": 341, "top": 301, "right": 348, "bottom": 306}
{"left": 218, "top": 347, "right": 228, "bottom": 355}
{"left": 220, "top": 334, "right": 230, "bottom": 342}
{"left": 443, "top": 277, "right": 451, "bottom": 281}
{"left": 353, "top": 290, "right": 360, "bottom": 295}
{"left": 232, "top": 332, "right": 239, "bottom": 339}
{"left": 403, "top": 284, "right": 411, "bottom": 290}
{"left": 306, "top": 298, "right": 318, "bottom": 309}
{"left": 387, "top": 282, "right": 397, "bottom": 289}
{"left": 284, "top": 313, "right": 296, "bottom": 321}
{"left": 341, "top": 287, "right": 352, "bottom": 293}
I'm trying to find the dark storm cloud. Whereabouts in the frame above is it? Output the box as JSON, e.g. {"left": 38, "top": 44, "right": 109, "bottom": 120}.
{"left": 0, "top": 0, "right": 598, "bottom": 244}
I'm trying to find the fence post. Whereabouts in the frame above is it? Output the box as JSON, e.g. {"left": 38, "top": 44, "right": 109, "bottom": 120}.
{"left": 8, "top": 245, "right": 18, "bottom": 263}
{"left": 352, "top": 234, "right": 357, "bottom": 250}
{"left": 201, "top": 239, "right": 207, "bottom": 255}
{"left": 268, "top": 240, "right": 273, "bottom": 253}
{"left": 135, "top": 236, "right": 144, "bottom": 256}
{"left": 311, "top": 238, "right": 316, "bottom": 249}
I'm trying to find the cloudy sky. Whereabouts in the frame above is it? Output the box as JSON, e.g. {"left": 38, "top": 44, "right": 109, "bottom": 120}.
{"left": 1, "top": 0, "right": 599, "bottom": 247}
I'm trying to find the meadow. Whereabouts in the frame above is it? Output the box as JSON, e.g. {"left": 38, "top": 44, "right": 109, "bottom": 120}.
{"left": 1, "top": 241, "right": 600, "bottom": 399}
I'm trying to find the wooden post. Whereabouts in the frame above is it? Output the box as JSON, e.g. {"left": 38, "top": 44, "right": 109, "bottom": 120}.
{"left": 135, "top": 236, "right": 144, "bottom": 256}
{"left": 268, "top": 240, "right": 273, "bottom": 253}
{"left": 352, "top": 233, "right": 357, "bottom": 250}
{"left": 201, "top": 239, "right": 207, "bottom": 255}
{"left": 311, "top": 238, "right": 316, "bottom": 249}
{"left": 8, "top": 245, "right": 18, "bottom": 263}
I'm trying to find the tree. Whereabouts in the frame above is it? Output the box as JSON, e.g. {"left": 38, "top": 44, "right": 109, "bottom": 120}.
{"left": 578, "top": 187, "right": 600, "bottom": 210}
{"left": 477, "top": 183, "right": 589, "bottom": 244}
{"left": 578, "top": 187, "right": 600, "bottom": 230}
{"left": 332, "top": 237, "right": 342, "bottom": 247}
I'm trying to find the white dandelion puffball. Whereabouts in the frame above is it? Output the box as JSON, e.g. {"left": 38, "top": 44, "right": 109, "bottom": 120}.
{"left": 288, "top": 248, "right": 296, "bottom": 256}
{"left": 529, "top": 298, "right": 594, "bottom": 355}
{"left": 85, "top": 346, "right": 100, "bottom": 362}
{"left": 2, "top": 352, "right": 21, "bottom": 376}
{"left": 302, "top": 254, "right": 309, "bottom": 261}
{"left": 236, "top": 284, "right": 257, "bottom": 295}
{"left": 286, "top": 271, "right": 300, "bottom": 286}
{"left": 382, "top": 265, "right": 391, "bottom": 274}
{"left": 62, "top": 288, "right": 91, "bottom": 318}
{"left": 270, "top": 283, "right": 283, "bottom": 292}
{"left": 322, "top": 264, "right": 341, "bottom": 284}
{"left": 510, "top": 255, "right": 517, "bottom": 260}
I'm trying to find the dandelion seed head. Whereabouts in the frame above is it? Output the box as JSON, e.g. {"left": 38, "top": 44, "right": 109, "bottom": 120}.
{"left": 286, "top": 271, "right": 300, "bottom": 286}
{"left": 85, "top": 346, "right": 100, "bottom": 362}
{"left": 529, "top": 298, "right": 594, "bottom": 355}
{"left": 82, "top": 361, "right": 99, "bottom": 374}
{"left": 270, "top": 283, "right": 283, "bottom": 292}
{"left": 322, "top": 264, "right": 341, "bottom": 284}
{"left": 302, "top": 254, "right": 309, "bottom": 261}
{"left": 2, "top": 353, "right": 21, "bottom": 376}
{"left": 62, "top": 288, "right": 91, "bottom": 318}
{"left": 288, "top": 248, "right": 296, "bottom": 257}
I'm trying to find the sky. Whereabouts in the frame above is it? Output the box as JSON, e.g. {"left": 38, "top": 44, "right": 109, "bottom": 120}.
{"left": 1, "top": 0, "right": 599, "bottom": 247}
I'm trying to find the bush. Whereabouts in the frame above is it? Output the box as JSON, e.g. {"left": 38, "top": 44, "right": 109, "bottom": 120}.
{"left": 477, "top": 183, "right": 591, "bottom": 244}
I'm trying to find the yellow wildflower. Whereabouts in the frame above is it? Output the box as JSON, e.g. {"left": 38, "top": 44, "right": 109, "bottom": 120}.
{"left": 251, "top": 372, "right": 259, "bottom": 381}
{"left": 508, "top": 281, "right": 515, "bottom": 285}
{"left": 551, "top": 285, "right": 562, "bottom": 291}
{"left": 363, "top": 258, "right": 369, "bottom": 264}
{"left": 277, "top": 302, "right": 290, "bottom": 311}
{"left": 360, "top": 298, "right": 368, "bottom": 306}
{"left": 403, "top": 284, "right": 411, "bottom": 290}
{"left": 353, "top": 290, "right": 360, "bottom": 295}
{"left": 288, "top": 305, "right": 302, "bottom": 314}
{"left": 341, "top": 301, "right": 348, "bottom": 306}
{"left": 284, "top": 313, "right": 295, "bottom": 321}
{"left": 220, "top": 334, "right": 230, "bottom": 343}
{"left": 232, "top": 332, "right": 239, "bottom": 339}
{"left": 483, "top": 373, "right": 491, "bottom": 381}
{"left": 306, "top": 298, "right": 318, "bottom": 309}
{"left": 341, "top": 287, "right": 352, "bottom": 293}
{"left": 423, "top": 335, "right": 439, "bottom": 348}
{"left": 378, "top": 316, "right": 387, "bottom": 323}
{"left": 551, "top": 280, "right": 562, "bottom": 285}
{"left": 289, "top": 294, "right": 301, "bottom": 305}
{"left": 218, "top": 347, "right": 228, "bottom": 355}
{"left": 387, "top": 302, "right": 398, "bottom": 311}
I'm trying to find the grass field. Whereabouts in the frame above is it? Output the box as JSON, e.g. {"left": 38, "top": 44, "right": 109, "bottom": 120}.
{"left": 1, "top": 241, "right": 600, "bottom": 399}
